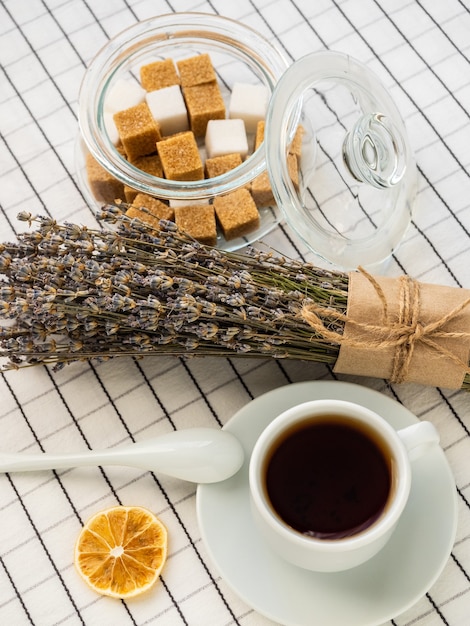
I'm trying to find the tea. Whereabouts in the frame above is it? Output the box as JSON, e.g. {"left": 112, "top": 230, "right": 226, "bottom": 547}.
{"left": 264, "top": 416, "right": 392, "bottom": 539}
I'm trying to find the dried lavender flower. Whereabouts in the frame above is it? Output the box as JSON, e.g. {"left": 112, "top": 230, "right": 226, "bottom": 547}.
{"left": 0, "top": 207, "right": 350, "bottom": 373}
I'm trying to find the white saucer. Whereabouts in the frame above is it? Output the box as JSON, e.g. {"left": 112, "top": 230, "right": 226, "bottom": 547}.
{"left": 197, "top": 381, "right": 457, "bottom": 626}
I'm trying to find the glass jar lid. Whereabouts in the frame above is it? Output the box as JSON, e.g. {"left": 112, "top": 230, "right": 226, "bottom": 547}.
{"left": 265, "top": 51, "right": 417, "bottom": 270}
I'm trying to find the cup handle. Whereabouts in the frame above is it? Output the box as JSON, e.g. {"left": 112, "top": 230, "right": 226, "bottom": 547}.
{"left": 397, "top": 421, "right": 440, "bottom": 462}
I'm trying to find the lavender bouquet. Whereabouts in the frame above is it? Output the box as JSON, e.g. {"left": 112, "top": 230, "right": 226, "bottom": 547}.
{"left": 0, "top": 206, "right": 468, "bottom": 391}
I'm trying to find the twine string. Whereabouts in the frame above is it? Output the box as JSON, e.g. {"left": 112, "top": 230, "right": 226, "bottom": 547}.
{"left": 301, "top": 267, "right": 470, "bottom": 383}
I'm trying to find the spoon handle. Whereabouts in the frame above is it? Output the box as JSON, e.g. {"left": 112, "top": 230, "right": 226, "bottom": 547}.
{"left": 0, "top": 449, "right": 131, "bottom": 473}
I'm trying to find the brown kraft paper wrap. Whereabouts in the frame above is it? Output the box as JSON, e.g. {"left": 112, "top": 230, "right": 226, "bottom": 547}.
{"left": 332, "top": 271, "right": 470, "bottom": 389}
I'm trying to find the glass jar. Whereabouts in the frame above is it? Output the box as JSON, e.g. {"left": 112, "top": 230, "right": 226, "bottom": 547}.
{"left": 77, "top": 12, "right": 289, "bottom": 252}
{"left": 77, "top": 12, "right": 416, "bottom": 268}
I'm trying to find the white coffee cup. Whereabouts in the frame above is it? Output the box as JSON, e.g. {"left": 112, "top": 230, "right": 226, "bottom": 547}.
{"left": 249, "top": 399, "right": 440, "bottom": 572}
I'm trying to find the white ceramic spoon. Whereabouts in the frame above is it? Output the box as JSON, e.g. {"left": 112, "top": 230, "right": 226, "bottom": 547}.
{"left": 0, "top": 428, "right": 244, "bottom": 483}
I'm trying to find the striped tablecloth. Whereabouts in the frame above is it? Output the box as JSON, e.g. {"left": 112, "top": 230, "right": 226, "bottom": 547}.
{"left": 1, "top": 1, "right": 469, "bottom": 624}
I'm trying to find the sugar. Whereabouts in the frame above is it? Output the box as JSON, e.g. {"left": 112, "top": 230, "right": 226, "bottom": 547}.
{"left": 177, "top": 54, "right": 217, "bottom": 87}
{"left": 124, "top": 154, "right": 163, "bottom": 202}
{"left": 169, "top": 198, "right": 209, "bottom": 208}
{"left": 174, "top": 205, "right": 217, "bottom": 246}
{"left": 140, "top": 58, "right": 180, "bottom": 91}
{"left": 205, "top": 153, "right": 243, "bottom": 179}
{"left": 251, "top": 120, "right": 274, "bottom": 207}
{"left": 183, "top": 82, "right": 226, "bottom": 137}
{"left": 103, "top": 111, "right": 120, "bottom": 146}
{"left": 146, "top": 85, "right": 189, "bottom": 136}
{"left": 229, "top": 83, "right": 268, "bottom": 133}
{"left": 254, "top": 120, "right": 265, "bottom": 150}
{"left": 213, "top": 188, "right": 260, "bottom": 240}
{"left": 113, "top": 102, "right": 162, "bottom": 160}
{"left": 250, "top": 170, "right": 274, "bottom": 207}
{"left": 86, "top": 152, "right": 125, "bottom": 204}
{"left": 157, "top": 131, "right": 204, "bottom": 181}
{"left": 205, "top": 119, "right": 248, "bottom": 159}
{"left": 128, "top": 193, "right": 174, "bottom": 224}
{"left": 104, "top": 78, "right": 146, "bottom": 114}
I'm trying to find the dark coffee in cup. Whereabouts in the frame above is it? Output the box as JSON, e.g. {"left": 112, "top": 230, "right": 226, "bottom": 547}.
{"left": 263, "top": 415, "right": 393, "bottom": 539}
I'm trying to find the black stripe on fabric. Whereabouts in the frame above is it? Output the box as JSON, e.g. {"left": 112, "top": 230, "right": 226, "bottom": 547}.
{"left": 0, "top": 555, "right": 35, "bottom": 625}
{"left": 2, "top": 3, "right": 78, "bottom": 121}
{"left": 179, "top": 359, "right": 223, "bottom": 427}
{"left": 373, "top": 0, "right": 470, "bottom": 122}
{"left": 132, "top": 358, "right": 178, "bottom": 430}
{"left": 0, "top": 64, "right": 90, "bottom": 213}
{"left": 39, "top": 0, "right": 87, "bottom": 66}
{"left": 452, "top": 551, "right": 470, "bottom": 584}
{"left": 416, "top": 0, "right": 470, "bottom": 64}
{"left": 6, "top": 475, "right": 85, "bottom": 625}
{"left": 426, "top": 592, "right": 450, "bottom": 625}
{"left": 0, "top": 122, "right": 51, "bottom": 218}
{"left": 437, "top": 388, "right": 470, "bottom": 437}
{"left": 227, "top": 359, "right": 256, "bottom": 399}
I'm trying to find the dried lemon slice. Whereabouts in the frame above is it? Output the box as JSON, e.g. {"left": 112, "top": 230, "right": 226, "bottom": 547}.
{"left": 75, "top": 505, "right": 167, "bottom": 598}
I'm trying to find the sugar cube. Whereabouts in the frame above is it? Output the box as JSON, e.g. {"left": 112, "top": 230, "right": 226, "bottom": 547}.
{"left": 103, "top": 111, "right": 120, "bottom": 146}
{"left": 183, "top": 82, "right": 226, "bottom": 137}
{"left": 113, "top": 102, "right": 162, "bottom": 160}
{"left": 174, "top": 205, "right": 217, "bottom": 246}
{"left": 128, "top": 193, "right": 175, "bottom": 225}
{"left": 86, "top": 152, "right": 125, "bottom": 204}
{"left": 177, "top": 54, "right": 217, "bottom": 87}
{"left": 205, "top": 119, "right": 249, "bottom": 159}
{"left": 157, "top": 131, "right": 204, "bottom": 181}
{"left": 104, "top": 78, "right": 146, "bottom": 114}
{"left": 146, "top": 85, "right": 189, "bottom": 136}
{"left": 205, "top": 153, "right": 243, "bottom": 178}
{"left": 140, "top": 58, "right": 180, "bottom": 91}
{"left": 229, "top": 83, "right": 268, "bottom": 133}
{"left": 213, "top": 188, "right": 260, "bottom": 240}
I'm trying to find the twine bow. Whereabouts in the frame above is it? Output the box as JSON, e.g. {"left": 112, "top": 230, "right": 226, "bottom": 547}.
{"left": 301, "top": 267, "right": 470, "bottom": 384}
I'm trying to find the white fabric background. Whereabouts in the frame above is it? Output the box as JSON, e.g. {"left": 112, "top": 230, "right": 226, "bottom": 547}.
{"left": 0, "top": 0, "right": 470, "bottom": 624}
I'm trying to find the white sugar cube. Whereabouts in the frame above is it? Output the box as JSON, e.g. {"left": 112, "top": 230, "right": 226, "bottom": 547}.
{"left": 146, "top": 85, "right": 189, "bottom": 136}
{"left": 104, "top": 78, "right": 146, "bottom": 114}
{"left": 229, "top": 83, "right": 268, "bottom": 133}
{"left": 205, "top": 119, "right": 249, "bottom": 159}
{"left": 169, "top": 198, "right": 209, "bottom": 208}
{"left": 103, "top": 111, "right": 120, "bottom": 145}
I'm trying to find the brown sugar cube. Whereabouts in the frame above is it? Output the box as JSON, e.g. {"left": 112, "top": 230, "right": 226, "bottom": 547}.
{"left": 183, "top": 82, "right": 225, "bottom": 137}
{"left": 213, "top": 188, "right": 260, "bottom": 240}
{"left": 129, "top": 153, "right": 163, "bottom": 176}
{"left": 174, "top": 205, "right": 217, "bottom": 246}
{"left": 124, "top": 186, "right": 139, "bottom": 204}
{"left": 288, "top": 153, "right": 299, "bottom": 188}
{"left": 85, "top": 152, "right": 125, "bottom": 203}
{"left": 205, "top": 153, "right": 243, "bottom": 179}
{"left": 250, "top": 121, "right": 275, "bottom": 207}
{"left": 254, "top": 120, "right": 265, "bottom": 150}
{"left": 157, "top": 131, "right": 204, "bottom": 181}
{"left": 113, "top": 102, "right": 162, "bottom": 160}
{"left": 177, "top": 53, "right": 217, "bottom": 87}
{"left": 140, "top": 58, "right": 180, "bottom": 91}
{"left": 126, "top": 193, "right": 174, "bottom": 230}
{"left": 289, "top": 125, "right": 305, "bottom": 157}
{"left": 250, "top": 170, "right": 275, "bottom": 207}
{"left": 124, "top": 154, "right": 164, "bottom": 202}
